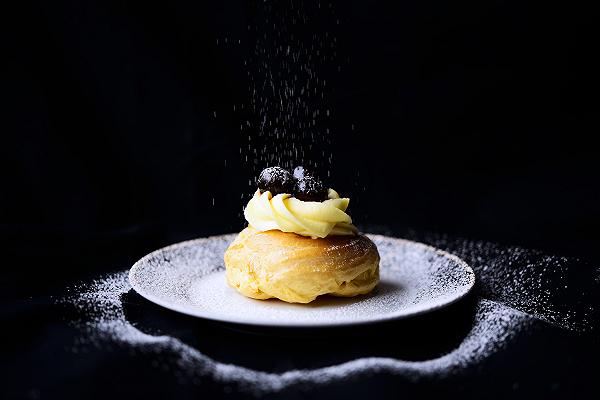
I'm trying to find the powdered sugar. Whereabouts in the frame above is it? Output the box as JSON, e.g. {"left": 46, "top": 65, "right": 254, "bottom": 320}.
{"left": 61, "top": 233, "right": 596, "bottom": 395}
{"left": 421, "top": 235, "right": 596, "bottom": 332}
{"left": 64, "top": 271, "right": 529, "bottom": 394}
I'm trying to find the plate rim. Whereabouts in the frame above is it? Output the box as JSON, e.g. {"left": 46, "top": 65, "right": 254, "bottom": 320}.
{"left": 128, "top": 233, "right": 476, "bottom": 327}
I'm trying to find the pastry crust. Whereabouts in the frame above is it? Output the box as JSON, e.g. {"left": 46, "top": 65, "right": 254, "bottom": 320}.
{"left": 224, "top": 227, "right": 380, "bottom": 303}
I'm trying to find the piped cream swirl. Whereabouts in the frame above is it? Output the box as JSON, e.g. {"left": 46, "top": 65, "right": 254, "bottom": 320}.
{"left": 244, "top": 189, "right": 358, "bottom": 238}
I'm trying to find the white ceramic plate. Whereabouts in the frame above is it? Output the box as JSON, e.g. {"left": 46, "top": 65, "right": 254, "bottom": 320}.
{"left": 129, "top": 234, "right": 475, "bottom": 327}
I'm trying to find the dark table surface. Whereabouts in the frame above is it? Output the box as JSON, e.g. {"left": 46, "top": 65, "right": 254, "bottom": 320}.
{"left": 2, "top": 226, "right": 599, "bottom": 399}
{"left": 3, "top": 0, "right": 599, "bottom": 398}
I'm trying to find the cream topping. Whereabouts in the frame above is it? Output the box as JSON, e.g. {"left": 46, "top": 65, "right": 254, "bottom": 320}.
{"left": 243, "top": 189, "right": 358, "bottom": 238}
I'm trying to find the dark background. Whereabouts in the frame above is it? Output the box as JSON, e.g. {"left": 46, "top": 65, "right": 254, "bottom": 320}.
{"left": 4, "top": 0, "right": 598, "bottom": 300}
{"left": 1, "top": 0, "right": 598, "bottom": 398}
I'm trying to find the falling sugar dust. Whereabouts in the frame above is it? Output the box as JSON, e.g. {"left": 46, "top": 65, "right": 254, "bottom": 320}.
{"left": 60, "top": 233, "right": 598, "bottom": 396}
{"left": 231, "top": 0, "right": 343, "bottom": 180}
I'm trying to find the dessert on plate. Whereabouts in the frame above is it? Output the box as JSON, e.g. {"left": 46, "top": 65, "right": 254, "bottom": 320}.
{"left": 224, "top": 166, "right": 380, "bottom": 303}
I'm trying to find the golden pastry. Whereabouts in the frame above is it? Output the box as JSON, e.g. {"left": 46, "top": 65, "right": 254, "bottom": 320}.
{"left": 225, "top": 226, "right": 379, "bottom": 303}
{"left": 224, "top": 166, "right": 380, "bottom": 303}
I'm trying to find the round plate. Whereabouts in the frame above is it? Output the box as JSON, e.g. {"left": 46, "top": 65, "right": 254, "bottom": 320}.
{"left": 129, "top": 234, "right": 475, "bottom": 327}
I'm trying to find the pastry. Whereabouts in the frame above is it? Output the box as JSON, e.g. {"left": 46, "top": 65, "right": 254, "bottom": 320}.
{"left": 224, "top": 166, "right": 380, "bottom": 303}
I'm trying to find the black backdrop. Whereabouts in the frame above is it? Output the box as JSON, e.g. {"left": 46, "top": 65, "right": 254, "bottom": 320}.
{"left": 2, "top": 0, "right": 598, "bottom": 398}
{"left": 4, "top": 0, "right": 597, "bottom": 300}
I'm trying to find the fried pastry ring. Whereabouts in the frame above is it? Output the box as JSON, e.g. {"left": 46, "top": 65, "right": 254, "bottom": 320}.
{"left": 224, "top": 227, "right": 380, "bottom": 303}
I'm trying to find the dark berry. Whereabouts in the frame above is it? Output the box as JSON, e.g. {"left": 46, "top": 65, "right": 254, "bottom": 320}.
{"left": 294, "top": 175, "right": 328, "bottom": 202}
{"left": 292, "top": 165, "right": 312, "bottom": 180}
{"left": 257, "top": 167, "right": 294, "bottom": 195}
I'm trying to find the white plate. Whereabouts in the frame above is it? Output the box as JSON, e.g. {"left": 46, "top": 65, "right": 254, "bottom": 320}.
{"left": 129, "top": 234, "right": 475, "bottom": 327}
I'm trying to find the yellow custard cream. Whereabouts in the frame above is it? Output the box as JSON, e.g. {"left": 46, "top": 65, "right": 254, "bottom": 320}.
{"left": 244, "top": 188, "right": 358, "bottom": 238}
